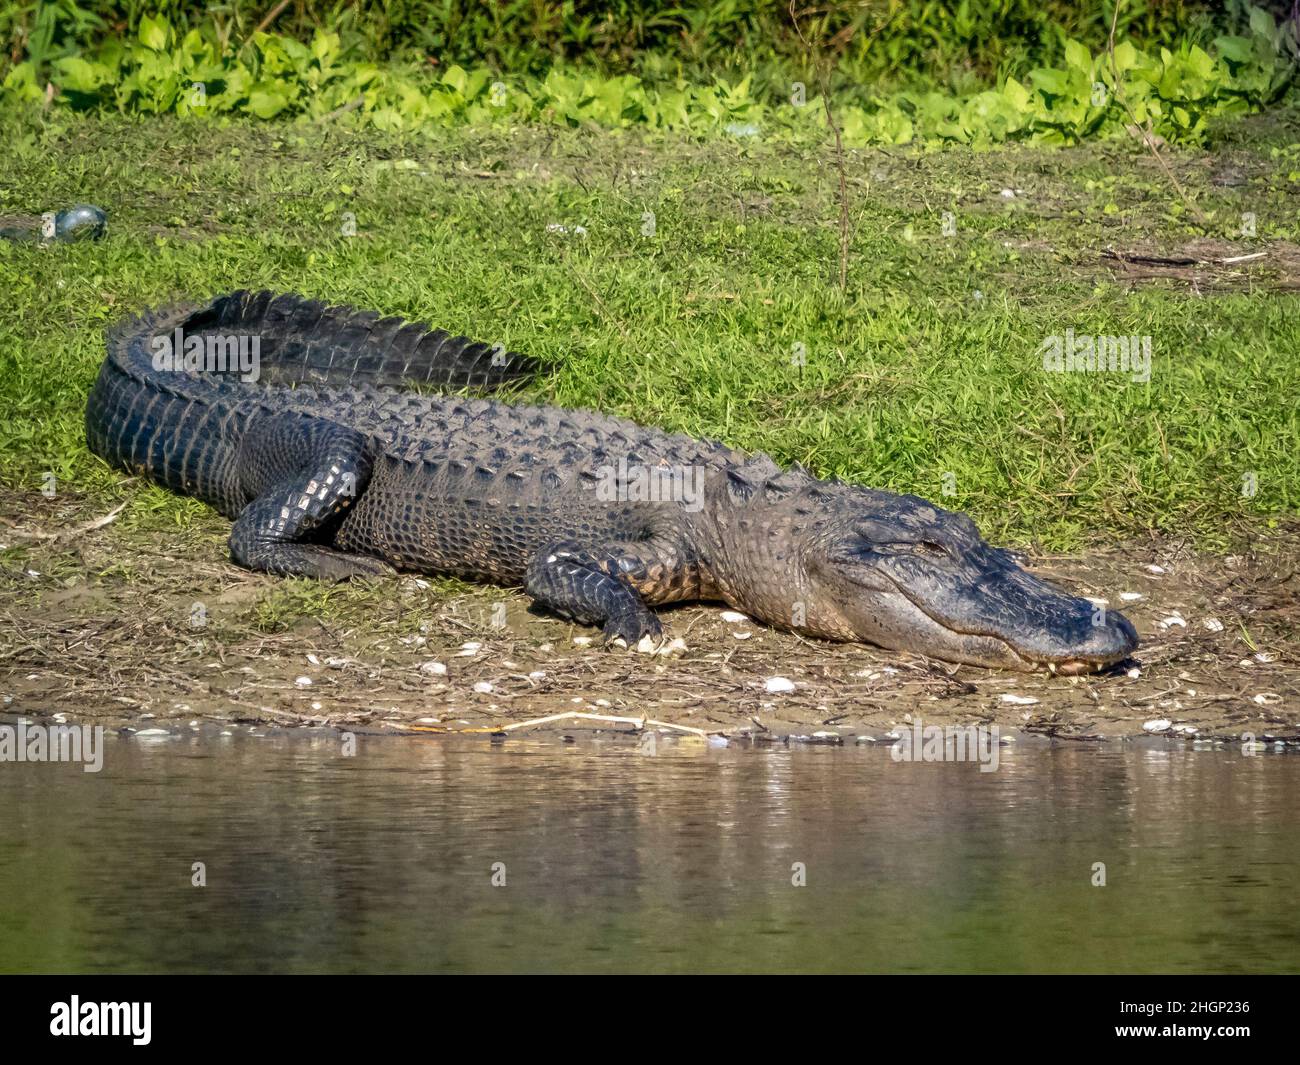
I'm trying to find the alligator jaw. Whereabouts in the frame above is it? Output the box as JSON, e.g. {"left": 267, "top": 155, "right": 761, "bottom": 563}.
{"left": 823, "top": 568, "right": 1140, "bottom": 674}
{"left": 898, "top": 624, "right": 1137, "bottom": 676}
{"left": 904, "top": 595, "right": 1138, "bottom": 681}
{"left": 979, "top": 635, "right": 1135, "bottom": 675}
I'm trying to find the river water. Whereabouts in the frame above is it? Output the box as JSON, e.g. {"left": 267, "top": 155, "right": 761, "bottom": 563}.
{"left": 1, "top": 731, "right": 1296, "bottom": 973}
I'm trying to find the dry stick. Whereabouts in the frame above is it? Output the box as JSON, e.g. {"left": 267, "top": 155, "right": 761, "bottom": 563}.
{"left": 10, "top": 501, "right": 129, "bottom": 543}
{"left": 401, "top": 711, "right": 714, "bottom": 738}
{"left": 56, "top": 501, "right": 129, "bottom": 543}
{"left": 1104, "top": 0, "right": 1208, "bottom": 228}
{"left": 1102, "top": 248, "right": 1267, "bottom": 267}
{"left": 790, "top": 2, "right": 850, "bottom": 291}
{"left": 316, "top": 95, "right": 365, "bottom": 123}
{"left": 789, "top": 5, "right": 899, "bottom": 292}
{"left": 499, "top": 711, "right": 710, "bottom": 737}
{"left": 248, "top": 0, "right": 292, "bottom": 43}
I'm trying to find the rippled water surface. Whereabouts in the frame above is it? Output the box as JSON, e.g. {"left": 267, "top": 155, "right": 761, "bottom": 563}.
{"left": 1, "top": 733, "right": 1297, "bottom": 973}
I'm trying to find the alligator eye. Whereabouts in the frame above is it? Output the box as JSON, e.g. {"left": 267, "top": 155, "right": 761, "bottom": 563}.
{"left": 884, "top": 540, "right": 947, "bottom": 558}
{"left": 844, "top": 538, "right": 947, "bottom": 561}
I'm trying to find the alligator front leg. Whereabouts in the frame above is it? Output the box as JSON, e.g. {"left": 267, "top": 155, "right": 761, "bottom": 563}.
{"left": 524, "top": 540, "right": 667, "bottom": 645}
{"left": 230, "top": 414, "right": 395, "bottom": 580}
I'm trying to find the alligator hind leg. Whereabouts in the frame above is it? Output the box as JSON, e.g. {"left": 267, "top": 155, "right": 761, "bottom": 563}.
{"left": 229, "top": 414, "right": 394, "bottom": 581}
{"left": 524, "top": 540, "right": 666, "bottom": 646}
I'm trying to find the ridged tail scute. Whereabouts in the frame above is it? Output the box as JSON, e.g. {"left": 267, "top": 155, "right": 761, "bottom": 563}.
{"left": 210, "top": 289, "right": 542, "bottom": 391}
{"left": 107, "top": 290, "right": 544, "bottom": 395}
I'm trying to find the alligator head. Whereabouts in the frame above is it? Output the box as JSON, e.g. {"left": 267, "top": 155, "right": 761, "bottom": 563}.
{"left": 706, "top": 469, "right": 1138, "bottom": 673}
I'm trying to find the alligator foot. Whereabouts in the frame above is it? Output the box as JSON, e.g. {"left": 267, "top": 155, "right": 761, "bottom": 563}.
{"left": 524, "top": 540, "right": 664, "bottom": 645}
{"left": 601, "top": 608, "right": 663, "bottom": 648}
{"left": 230, "top": 542, "right": 395, "bottom": 581}
{"left": 229, "top": 416, "right": 388, "bottom": 580}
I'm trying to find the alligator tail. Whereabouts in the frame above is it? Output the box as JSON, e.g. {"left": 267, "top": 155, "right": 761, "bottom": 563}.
{"left": 211, "top": 290, "right": 543, "bottom": 391}
{"left": 106, "top": 290, "right": 543, "bottom": 395}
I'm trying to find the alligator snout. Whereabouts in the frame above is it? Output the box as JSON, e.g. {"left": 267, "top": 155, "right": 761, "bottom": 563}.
{"left": 1010, "top": 597, "right": 1139, "bottom": 673}
{"left": 820, "top": 503, "right": 1143, "bottom": 673}
{"left": 924, "top": 560, "right": 1141, "bottom": 673}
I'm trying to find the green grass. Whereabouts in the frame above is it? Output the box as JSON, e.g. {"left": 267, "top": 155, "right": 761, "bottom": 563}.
{"left": 1, "top": 109, "right": 1297, "bottom": 552}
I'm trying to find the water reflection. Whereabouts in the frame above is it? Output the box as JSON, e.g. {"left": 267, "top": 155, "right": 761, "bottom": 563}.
{"left": 1, "top": 734, "right": 1297, "bottom": 973}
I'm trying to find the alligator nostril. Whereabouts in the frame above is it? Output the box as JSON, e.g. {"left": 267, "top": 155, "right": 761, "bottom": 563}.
{"left": 1091, "top": 610, "right": 1139, "bottom": 657}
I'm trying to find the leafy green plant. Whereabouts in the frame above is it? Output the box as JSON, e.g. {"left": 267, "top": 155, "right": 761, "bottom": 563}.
{"left": 2, "top": 6, "right": 1293, "bottom": 147}
{"left": 0, "top": 1, "right": 1280, "bottom": 90}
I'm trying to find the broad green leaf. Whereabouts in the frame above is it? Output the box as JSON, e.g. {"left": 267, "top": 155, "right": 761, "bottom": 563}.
{"left": 442, "top": 65, "right": 467, "bottom": 94}
{"left": 56, "top": 56, "right": 112, "bottom": 93}
{"left": 1002, "top": 76, "right": 1031, "bottom": 110}
{"left": 311, "top": 31, "right": 340, "bottom": 65}
{"left": 1214, "top": 35, "right": 1255, "bottom": 64}
{"left": 1064, "top": 40, "right": 1092, "bottom": 74}
{"left": 1029, "top": 68, "right": 1069, "bottom": 96}
{"left": 1249, "top": 7, "right": 1276, "bottom": 39}
{"left": 138, "top": 14, "right": 169, "bottom": 52}
{"left": 1186, "top": 46, "right": 1215, "bottom": 81}
{"left": 248, "top": 87, "right": 289, "bottom": 119}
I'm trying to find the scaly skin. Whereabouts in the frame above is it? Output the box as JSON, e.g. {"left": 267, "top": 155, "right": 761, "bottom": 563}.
{"left": 86, "top": 291, "right": 1139, "bottom": 672}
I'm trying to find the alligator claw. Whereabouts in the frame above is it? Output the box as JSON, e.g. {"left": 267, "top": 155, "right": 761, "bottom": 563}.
{"left": 342, "top": 555, "right": 398, "bottom": 579}
{"left": 601, "top": 611, "right": 662, "bottom": 649}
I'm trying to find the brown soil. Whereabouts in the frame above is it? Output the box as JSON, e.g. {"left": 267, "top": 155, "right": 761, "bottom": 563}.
{"left": 1097, "top": 239, "right": 1300, "bottom": 292}
{"left": 1, "top": 494, "right": 1296, "bottom": 743}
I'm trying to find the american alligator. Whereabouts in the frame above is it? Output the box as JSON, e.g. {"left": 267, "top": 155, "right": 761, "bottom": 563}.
{"left": 86, "top": 291, "right": 1138, "bottom": 673}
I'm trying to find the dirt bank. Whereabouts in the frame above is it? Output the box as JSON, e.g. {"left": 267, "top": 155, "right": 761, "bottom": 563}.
{"left": 2, "top": 494, "right": 1295, "bottom": 742}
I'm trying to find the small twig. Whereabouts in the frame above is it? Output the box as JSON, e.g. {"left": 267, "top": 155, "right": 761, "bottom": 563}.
{"left": 789, "top": 4, "right": 900, "bottom": 292}
{"left": 790, "top": 2, "right": 849, "bottom": 291}
{"left": 500, "top": 710, "right": 710, "bottom": 737}
{"left": 247, "top": 0, "right": 291, "bottom": 43}
{"left": 316, "top": 95, "right": 365, "bottom": 123}
{"left": 1103, "top": 248, "right": 1268, "bottom": 267}
{"left": 570, "top": 268, "right": 631, "bottom": 338}
{"left": 11, "top": 501, "right": 128, "bottom": 543}
{"left": 1105, "top": 1, "right": 1208, "bottom": 228}
{"left": 58, "top": 501, "right": 129, "bottom": 542}
{"left": 400, "top": 710, "right": 714, "bottom": 738}
{"left": 1103, "top": 248, "right": 1195, "bottom": 266}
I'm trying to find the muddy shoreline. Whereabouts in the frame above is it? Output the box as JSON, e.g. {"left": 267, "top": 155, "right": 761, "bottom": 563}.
{"left": 2, "top": 495, "right": 1295, "bottom": 742}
